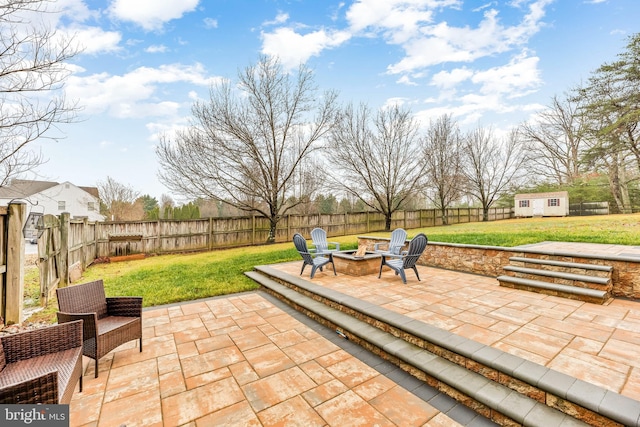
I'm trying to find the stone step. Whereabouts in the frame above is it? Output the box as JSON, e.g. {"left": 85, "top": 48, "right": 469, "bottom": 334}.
{"left": 247, "top": 267, "right": 640, "bottom": 426}
{"left": 497, "top": 275, "right": 610, "bottom": 304}
{"left": 508, "top": 257, "right": 612, "bottom": 279}
{"left": 509, "top": 256, "right": 613, "bottom": 272}
{"left": 502, "top": 265, "right": 610, "bottom": 288}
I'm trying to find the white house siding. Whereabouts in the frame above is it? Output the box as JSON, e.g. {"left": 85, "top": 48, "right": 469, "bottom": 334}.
{"left": 37, "top": 182, "right": 104, "bottom": 221}
{"left": 0, "top": 181, "right": 104, "bottom": 222}
{"left": 514, "top": 191, "right": 569, "bottom": 217}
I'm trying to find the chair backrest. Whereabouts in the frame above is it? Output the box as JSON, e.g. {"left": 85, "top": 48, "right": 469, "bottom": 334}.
{"left": 388, "top": 228, "right": 408, "bottom": 254}
{"left": 293, "top": 233, "right": 314, "bottom": 264}
{"left": 310, "top": 228, "right": 329, "bottom": 253}
{"left": 0, "top": 341, "right": 5, "bottom": 371}
{"left": 57, "top": 279, "right": 108, "bottom": 319}
{"left": 403, "top": 233, "right": 428, "bottom": 268}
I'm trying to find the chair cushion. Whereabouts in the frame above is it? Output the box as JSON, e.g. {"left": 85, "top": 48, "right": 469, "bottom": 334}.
{"left": 0, "top": 348, "right": 81, "bottom": 391}
{"left": 97, "top": 316, "right": 139, "bottom": 335}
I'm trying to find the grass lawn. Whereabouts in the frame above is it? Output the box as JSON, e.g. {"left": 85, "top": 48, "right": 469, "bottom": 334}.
{"left": 25, "top": 213, "right": 640, "bottom": 325}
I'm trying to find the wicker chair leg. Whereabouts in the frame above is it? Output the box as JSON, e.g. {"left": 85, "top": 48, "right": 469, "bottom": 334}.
{"left": 79, "top": 374, "right": 83, "bottom": 392}
{"left": 95, "top": 359, "right": 99, "bottom": 378}
{"left": 140, "top": 338, "right": 143, "bottom": 352}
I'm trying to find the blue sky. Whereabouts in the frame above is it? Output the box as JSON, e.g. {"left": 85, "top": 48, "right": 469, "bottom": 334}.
{"left": 28, "top": 0, "right": 639, "bottom": 200}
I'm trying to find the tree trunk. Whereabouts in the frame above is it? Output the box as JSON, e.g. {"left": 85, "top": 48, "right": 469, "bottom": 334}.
{"left": 385, "top": 214, "right": 392, "bottom": 231}
{"left": 482, "top": 206, "right": 490, "bottom": 222}
{"left": 440, "top": 207, "right": 448, "bottom": 225}
{"left": 267, "top": 218, "right": 277, "bottom": 244}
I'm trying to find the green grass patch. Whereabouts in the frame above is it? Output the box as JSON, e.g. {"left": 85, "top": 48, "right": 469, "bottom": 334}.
{"left": 368, "top": 214, "right": 640, "bottom": 247}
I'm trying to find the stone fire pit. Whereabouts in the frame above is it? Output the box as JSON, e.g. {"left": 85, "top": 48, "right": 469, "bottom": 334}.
{"left": 332, "top": 250, "right": 382, "bottom": 276}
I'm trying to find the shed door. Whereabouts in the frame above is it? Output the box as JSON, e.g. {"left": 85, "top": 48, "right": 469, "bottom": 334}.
{"left": 532, "top": 199, "right": 544, "bottom": 216}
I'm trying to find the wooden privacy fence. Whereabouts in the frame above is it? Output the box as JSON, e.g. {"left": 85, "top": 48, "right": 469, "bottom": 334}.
{"left": 41, "top": 207, "right": 511, "bottom": 271}
{"left": 37, "top": 207, "right": 511, "bottom": 305}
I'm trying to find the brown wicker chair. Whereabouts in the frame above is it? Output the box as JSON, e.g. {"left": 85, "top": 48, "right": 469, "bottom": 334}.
{"left": 0, "top": 320, "right": 83, "bottom": 404}
{"left": 56, "top": 279, "right": 142, "bottom": 378}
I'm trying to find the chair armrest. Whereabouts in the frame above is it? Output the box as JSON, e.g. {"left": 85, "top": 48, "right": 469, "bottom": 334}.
{"left": 58, "top": 312, "right": 97, "bottom": 342}
{"left": 1, "top": 320, "right": 83, "bottom": 363}
{"left": 107, "top": 297, "right": 143, "bottom": 317}
{"left": 374, "top": 242, "right": 388, "bottom": 251}
{"left": 0, "top": 371, "right": 59, "bottom": 404}
{"left": 328, "top": 242, "right": 340, "bottom": 251}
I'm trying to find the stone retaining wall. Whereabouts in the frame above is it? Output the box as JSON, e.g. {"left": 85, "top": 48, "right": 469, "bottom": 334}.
{"left": 358, "top": 237, "right": 640, "bottom": 299}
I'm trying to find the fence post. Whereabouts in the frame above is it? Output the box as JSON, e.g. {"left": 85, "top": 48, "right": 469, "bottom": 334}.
{"left": 252, "top": 214, "right": 256, "bottom": 245}
{"left": 82, "top": 217, "right": 88, "bottom": 269}
{"left": 366, "top": 211, "right": 369, "bottom": 233}
{"left": 344, "top": 213, "right": 347, "bottom": 236}
{"left": 5, "top": 202, "right": 26, "bottom": 325}
{"left": 60, "top": 212, "right": 70, "bottom": 288}
{"left": 208, "top": 217, "right": 213, "bottom": 251}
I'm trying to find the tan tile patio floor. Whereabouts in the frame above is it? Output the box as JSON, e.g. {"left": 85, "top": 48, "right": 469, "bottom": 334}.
{"left": 69, "top": 242, "right": 640, "bottom": 426}
{"left": 70, "top": 291, "right": 470, "bottom": 427}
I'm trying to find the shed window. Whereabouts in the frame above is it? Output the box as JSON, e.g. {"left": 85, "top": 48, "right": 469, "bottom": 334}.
{"left": 88, "top": 202, "right": 95, "bottom": 211}
{"left": 548, "top": 198, "right": 560, "bottom": 207}
{"left": 58, "top": 201, "right": 66, "bottom": 210}
{"left": 519, "top": 200, "right": 529, "bottom": 208}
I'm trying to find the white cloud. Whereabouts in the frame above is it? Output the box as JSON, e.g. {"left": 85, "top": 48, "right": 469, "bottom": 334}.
{"left": 346, "top": 0, "right": 457, "bottom": 43}
{"left": 261, "top": 27, "right": 351, "bottom": 69}
{"left": 382, "top": 97, "right": 411, "bottom": 110}
{"left": 387, "top": 3, "right": 548, "bottom": 74}
{"left": 263, "top": 12, "right": 290, "bottom": 26}
{"left": 396, "top": 75, "right": 418, "bottom": 86}
{"left": 64, "top": 26, "right": 122, "bottom": 54}
{"left": 204, "top": 18, "right": 218, "bottom": 29}
{"left": 413, "top": 52, "right": 543, "bottom": 125}
{"left": 108, "top": 0, "right": 200, "bottom": 31}
{"left": 430, "top": 67, "right": 474, "bottom": 89}
{"left": 57, "top": 0, "right": 99, "bottom": 22}
{"left": 146, "top": 45, "right": 169, "bottom": 53}
{"left": 66, "top": 63, "right": 222, "bottom": 118}
{"left": 472, "top": 52, "right": 541, "bottom": 97}
{"left": 146, "top": 118, "right": 191, "bottom": 143}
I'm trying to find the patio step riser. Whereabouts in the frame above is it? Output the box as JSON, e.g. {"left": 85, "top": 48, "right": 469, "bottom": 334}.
{"left": 248, "top": 267, "right": 640, "bottom": 427}
{"left": 509, "top": 257, "right": 613, "bottom": 279}
{"left": 499, "top": 257, "right": 614, "bottom": 304}
{"left": 502, "top": 271, "right": 611, "bottom": 291}
{"left": 497, "top": 278, "right": 609, "bottom": 305}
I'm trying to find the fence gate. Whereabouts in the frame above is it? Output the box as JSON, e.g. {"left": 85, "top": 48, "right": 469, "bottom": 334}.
{"left": 37, "top": 214, "right": 62, "bottom": 307}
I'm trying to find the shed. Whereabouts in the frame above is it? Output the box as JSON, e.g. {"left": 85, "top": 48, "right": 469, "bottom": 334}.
{"left": 514, "top": 191, "right": 569, "bottom": 217}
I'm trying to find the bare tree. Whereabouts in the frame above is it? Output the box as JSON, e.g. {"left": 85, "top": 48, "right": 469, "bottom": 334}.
{"left": 462, "top": 126, "right": 525, "bottom": 221}
{"left": 157, "top": 56, "right": 338, "bottom": 242}
{"left": 518, "top": 94, "right": 586, "bottom": 185}
{"left": 328, "top": 103, "right": 426, "bottom": 230}
{"left": 97, "top": 176, "right": 141, "bottom": 221}
{"left": 0, "top": 0, "right": 80, "bottom": 187}
{"left": 422, "top": 114, "right": 464, "bottom": 225}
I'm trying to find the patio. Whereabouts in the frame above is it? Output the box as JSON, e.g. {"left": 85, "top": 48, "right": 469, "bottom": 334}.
{"left": 68, "top": 242, "right": 640, "bottom": 426}
{"left": 69, "top": 289, "right": 478, "bottom": 427}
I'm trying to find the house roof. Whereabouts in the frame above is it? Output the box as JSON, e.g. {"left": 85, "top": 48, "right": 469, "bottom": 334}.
{"left": 0, "top": 180, "right": 59, "bottom": 199}
{"left": 79, "top": 186, "right": 100, "bottom": 198}
{"left": 0, "top": 179, "right": 100, "bottom": 200}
